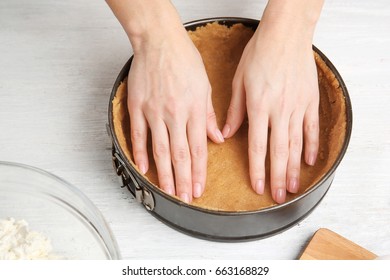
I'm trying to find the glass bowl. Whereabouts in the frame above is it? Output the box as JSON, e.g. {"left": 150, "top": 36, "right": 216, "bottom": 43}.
{"left": 0, "top": 161, "right": 120, "bottom": 259}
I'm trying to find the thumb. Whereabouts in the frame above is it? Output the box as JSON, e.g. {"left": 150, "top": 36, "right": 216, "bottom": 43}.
{"left": 206, "top": 93, "right": 225, "bottom": 143}
{"left": 222, "top": 74, "right": 246, "bottom": 138}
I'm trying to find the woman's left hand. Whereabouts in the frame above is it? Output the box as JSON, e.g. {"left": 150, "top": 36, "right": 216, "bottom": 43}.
{"left": 222, "top": 16, "right": 320, "bottom": 204}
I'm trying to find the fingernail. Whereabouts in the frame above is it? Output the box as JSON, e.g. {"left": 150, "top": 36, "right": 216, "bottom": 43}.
{"left": 179, "top": 193, "right": 190, "bottom": 203}
{"left": 255, "top": 180, "right": 264, "bottom": 195}
{"left": 288, "top": 178, "right": 299, "bottom": 193}
{"left": 307, "top": 153, "right": 317, "bottom": 166}
{"left": 215, "top": 129, "right": 225, "bottom": 143}
{"left": 139, "top": 163, "right": 147, "bottom": 174}
{"left": 193, "top": 183, "right": 202, "bottom": 198}
{"left": 222, "top": 124, "right": 230, "bottom": 138}
{"left": 165, "top": 187, "right": 175, "bottom": 196}
{"left": 273, "top": 188, "right": 286, "bottom": 204}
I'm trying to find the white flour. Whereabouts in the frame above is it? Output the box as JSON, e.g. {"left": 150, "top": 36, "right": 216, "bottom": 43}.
{"left": 0, "top": 217, "right": 58, "bottom": 260}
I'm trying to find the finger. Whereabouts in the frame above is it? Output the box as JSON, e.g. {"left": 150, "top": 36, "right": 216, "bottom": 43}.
{"left": 270, "top": 116, "right": 289, "bottom": 204}
{"left": 247, "top": 109, "right": 269, "bottom": 195}
{"left": 168, "top": 122, "right": 192, "bottom": 203}
{"left": 287, "top": 111, "right": 304, "bottom": 194}
{"left": 206, "top": 92, "right": 224, "bottom": 143}
{"left": 128, "top": 106, "right": 149, "bottom": 174}
{"left": 148, "top": 119, "right": 175, "bottom": 196}
{"left": 303, "top": 100, "right": 320, "bottom": 166}
{"left": 222, "top": 73, "right": 246, "bottom": 138}
{"left": 188, "top": 115, "right": 208, "bottom": 198}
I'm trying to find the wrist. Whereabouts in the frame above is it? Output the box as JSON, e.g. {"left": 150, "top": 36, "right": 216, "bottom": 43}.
{"left": 263, "top": 0, "right": 324, "bottom": 26}
{"left": 257, "top": 0, "right": 324, "bottom": 45}
{"left": 122, "top": 2, "right": 185, "bottom": 53}
{"left": 128, "top": 19, "right": 188, "bottom": 55}
{"left": 106, "top": 0, "right": 186, "bottom": 53}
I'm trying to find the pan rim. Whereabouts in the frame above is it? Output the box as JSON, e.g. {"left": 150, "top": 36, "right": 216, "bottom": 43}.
{"left": 107, "top": 17, "right": 353, "bottom": 217}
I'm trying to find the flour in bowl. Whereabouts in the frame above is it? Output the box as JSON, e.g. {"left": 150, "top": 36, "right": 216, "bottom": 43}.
{"left": 0, "top": 217, "right": 59, "bottom": 260}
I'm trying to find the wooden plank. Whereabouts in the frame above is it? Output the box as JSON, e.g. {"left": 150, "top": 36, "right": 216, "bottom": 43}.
{"left": 299, "top": 228, "right": 377, "bottom": 260}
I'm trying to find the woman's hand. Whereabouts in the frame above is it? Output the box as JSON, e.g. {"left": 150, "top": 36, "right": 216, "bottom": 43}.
{"left": 106, "top": 0, "right": 223, "bottom": 203}
{"left": 223, "top": 4, "right": 321, "bottom": 204}
{"left": 127, "top": 24, "right": 223, "bottom": 203}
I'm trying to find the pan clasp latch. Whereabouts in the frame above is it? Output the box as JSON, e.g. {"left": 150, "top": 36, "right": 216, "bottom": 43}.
{"left": 135, "top": 184, "right": 154, "bottom": 211}
{"left": 112, "top": 149, "right": 155, "bottom": 211}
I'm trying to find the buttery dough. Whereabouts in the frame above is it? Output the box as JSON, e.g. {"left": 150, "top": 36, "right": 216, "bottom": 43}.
{"left": 112, "top": 22, "right": 347, "bottom": 211}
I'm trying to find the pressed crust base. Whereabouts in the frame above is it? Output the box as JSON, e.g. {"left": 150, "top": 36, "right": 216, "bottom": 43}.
{"left": 112, "top": 22, "right": 347, "bottom": 211}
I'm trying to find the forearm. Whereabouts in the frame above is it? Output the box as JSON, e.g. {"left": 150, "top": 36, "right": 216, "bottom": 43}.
{"left": 259, "top": 0, "right": 324, "bottom": 43}
{"left": 105, "top": 0, "right": 185, "bottom": 52}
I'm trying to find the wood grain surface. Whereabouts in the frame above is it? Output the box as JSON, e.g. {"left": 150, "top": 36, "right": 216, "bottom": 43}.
{"left": 0, "top": 0, "right": 389, "bottom": 259}
{"left": 299, "top": 228, "right": 377, "bottom": 260}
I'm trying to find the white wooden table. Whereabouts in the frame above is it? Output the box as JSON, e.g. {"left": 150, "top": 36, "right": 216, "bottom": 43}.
{"left": 1, "top": 0, "right": 389, "bottom": 259}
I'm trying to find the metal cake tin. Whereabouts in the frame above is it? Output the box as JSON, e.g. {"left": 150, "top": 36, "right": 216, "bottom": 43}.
{"left": 107, "top": 17, "right": 353, "bottom": 242}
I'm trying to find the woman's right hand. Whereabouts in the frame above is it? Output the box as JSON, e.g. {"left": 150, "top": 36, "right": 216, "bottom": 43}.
{"left": 127, "top": 23, "right": 224, "bottom": 203}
